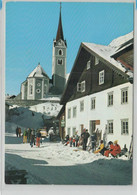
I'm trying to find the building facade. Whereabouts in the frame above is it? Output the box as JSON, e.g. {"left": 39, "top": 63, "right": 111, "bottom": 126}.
{"left": 20, "top": 5, "right": 67, "bottom": 100}
{"left": 60, "top": 32, "right": 133, "bottom": 149}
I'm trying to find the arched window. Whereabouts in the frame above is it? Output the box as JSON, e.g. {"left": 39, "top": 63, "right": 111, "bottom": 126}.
{"left": 58, "top": 59, "right": 63, "bottom": 65}
{"left": 58, "top": 49, "right": 63, "bottom": 55}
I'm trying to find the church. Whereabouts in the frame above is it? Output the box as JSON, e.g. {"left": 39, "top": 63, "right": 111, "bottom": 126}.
{"left": 21, "top": 5, "right": 67, "bottom": 100}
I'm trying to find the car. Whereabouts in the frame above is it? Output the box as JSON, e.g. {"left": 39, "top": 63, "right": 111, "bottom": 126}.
{"left": 39, "top": 129, "right": 48, "bottom": 138}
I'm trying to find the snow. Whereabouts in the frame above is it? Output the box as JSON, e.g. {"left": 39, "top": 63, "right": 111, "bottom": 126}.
{"left": 28, "top": 64, "right": 49, "bottom": 78}
{"left": 5, "top": 133, "right": 132, "bottom": 185}
{"left": 6, "top": 102, "right": 62, "bottom": 131}
{"left": 83, "top": 31, "right": 133, "bottom": 77}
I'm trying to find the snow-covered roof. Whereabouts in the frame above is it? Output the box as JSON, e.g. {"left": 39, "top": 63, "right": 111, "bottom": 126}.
{"left": 83, "top": 31, "right": 133, "bottom": 78}
{"left": 28, "top": 64, "right": 49, "bottom": 78}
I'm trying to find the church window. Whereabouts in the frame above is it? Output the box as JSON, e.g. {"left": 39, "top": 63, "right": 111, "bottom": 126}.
{"left": 36, "top": 89, "right": 41, "bottom": 94}
{"left": 59, "top": 49, "right": 63, "bottom": 55}
{"left": 37, "top": 83, "right": 41, "bottom": 87}
{"left": 29, "top": 85, "right": 33, "bottom": 95}
{"left": 58, "top": 59, "right": 63, "bottom": 65}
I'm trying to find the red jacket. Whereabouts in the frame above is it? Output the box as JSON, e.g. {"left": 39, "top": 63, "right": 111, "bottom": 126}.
{"left": 111, "top": 144, "right": 121, "bottom": 156}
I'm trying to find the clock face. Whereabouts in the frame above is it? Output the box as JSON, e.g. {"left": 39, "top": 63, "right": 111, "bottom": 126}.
{"left": 36, "top": 89, "right": 41, "bottom": 93}
{"left": 37, "top": 83, "right": 41, "bottom": 87}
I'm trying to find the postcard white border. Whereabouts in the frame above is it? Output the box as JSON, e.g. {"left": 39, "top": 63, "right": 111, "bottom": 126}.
{"left": 0, "top": 0, "right": 137, "bottom": 195}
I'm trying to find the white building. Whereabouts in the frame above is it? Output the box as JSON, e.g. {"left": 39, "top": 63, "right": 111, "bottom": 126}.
{"left": 60, "top": 32, "right": 133, "bottom": 149}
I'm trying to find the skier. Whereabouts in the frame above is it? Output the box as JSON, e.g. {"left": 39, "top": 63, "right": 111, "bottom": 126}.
{"left": 81, "top": 129, "right": 90, "bottom": 150}
{"left": 36, "top": 130, "right": 41, "bottom": 147}
{"left": 18, "top": 127, "right": 22, "bottom": 137}
{"left": 72, "top": 136, "right": 75, "bottom": 147}
{"left": 91, "top": 133, "right": 97, "bottom": 152}
{"left": 30, "top": 129, "right": 35, "bottom": 147}
{"left": 23, "top": 130, "right": 28, "bottom": 143}
{"left": 111, "top": 140, "right": 121, "bottom": 157}
{"left": 75, "top": 133, "right": 79, "bottom": 147}
{"left": 104, "top": 141, "right": 114, "bottom": 157}
{"left": 27, "top": 128, "right": 31, "bottom": 143}
{"left": 69, "top": 137, "right": 73, "bottom": 147}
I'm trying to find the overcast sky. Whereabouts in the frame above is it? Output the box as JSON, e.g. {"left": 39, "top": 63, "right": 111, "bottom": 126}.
{"left": 5, "top": 1, "right": 134, "bottom": 95}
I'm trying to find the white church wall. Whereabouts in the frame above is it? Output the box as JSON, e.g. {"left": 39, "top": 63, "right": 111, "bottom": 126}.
{"left": 65, "top": 82, "right": 133, "bottom": 149}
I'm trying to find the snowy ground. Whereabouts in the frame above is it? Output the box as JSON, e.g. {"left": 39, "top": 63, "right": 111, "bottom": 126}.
{"left": 5, "top": 133, "right": 132, "bottom": 185}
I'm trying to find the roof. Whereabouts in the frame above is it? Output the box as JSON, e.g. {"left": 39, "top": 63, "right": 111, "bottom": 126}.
{"left": 56, "top": 8, "right": 64, "bottom": 41}
{"left": 28, "top": 63, "right": 49, "bottom": 79}
{"left": 60, "top": 31, "right": 133, "bottom": 105}
{"left": 83, "top": 31, "right": 133, "bottom": 78}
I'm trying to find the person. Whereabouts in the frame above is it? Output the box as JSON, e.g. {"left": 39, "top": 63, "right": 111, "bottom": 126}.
{"left": 18, "top": 128, "right": 22, "bottom": 137}
{"left": 94, "top": 140, "right": 106, "bottom": 155}
{"left": 75, "top": 133, "right": 79, "bottom": 147}
{"left": 69, "top": 137, "right": 73, "bottom": 147}
{"left": 30, "top": 129, "right": 35, "bottom": 147}
{"left": 16, "top": 126, "right": 19, "bottom": 137}
{"left": 36, "top": 130, "right": 41, "bottom": 147}
{"left": 111, "top": 140, "right": 121, "bottom": 157}
{"left": 104, "top": 141, "right": 114, "bottom": 157}
{"left": 72, "top": 136, "right": 75, "bottom": 147}
{"left": 27, "top": 128, "right": 31, "bottom": 143}
{"left": 81, "top": 129, "right": 90, "bottom": 150}
{"left": 23, "top": 130, "right": 28, "bottom": 143}
{"left": 91, "top": 133, "right": 97, "bottom": 152}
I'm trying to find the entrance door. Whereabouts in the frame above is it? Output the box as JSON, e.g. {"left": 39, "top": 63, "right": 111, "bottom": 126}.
{"left": 89, "top": 120, "right": 96, "bottom": 135}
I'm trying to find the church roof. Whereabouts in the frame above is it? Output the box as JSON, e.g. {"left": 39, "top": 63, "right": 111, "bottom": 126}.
{"left": 56, "top": 7, "right": 64, "bottom": 41}
{"left": 28, "top": 63, "right": 49, "bottom": 79}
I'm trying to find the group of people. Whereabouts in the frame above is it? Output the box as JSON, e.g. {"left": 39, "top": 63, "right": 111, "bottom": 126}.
{"left": 16, "top": 127, "right": 42, "bottom": 148}
{"left": 64, "top": 129, "right": 90, "bottom": 150}
{"left": 94, "top": 140, "right": 121, "bottom": 157}
{"left": 63, "top": 129, "right": 122, "bottom": 158}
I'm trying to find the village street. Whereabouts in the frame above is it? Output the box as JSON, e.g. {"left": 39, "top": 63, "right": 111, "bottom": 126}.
{"left": 5, "top": 133, "right": 132, "bottom": 185}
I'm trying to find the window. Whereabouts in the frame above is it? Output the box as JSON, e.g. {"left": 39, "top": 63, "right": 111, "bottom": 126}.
{"left": 91, "top": 97, "right": 96, "bottom": 110}
{"left": 108, "top": 92, "right": 113, "bottom": 106}
{"left": 121, "top": 88, "right": 128, "bottom": 104}
{"left": 72, "top": 127, "right": 76, "bottom": 135}
{"left": 29, "top": 85, "right": 33, "bottom": 95}
{"left": 59, "top": 49, "right": 63, "bottom": 55}
{"left": 73, "top": 106, "right": 77, "bottom": 118}
{"left": 95, "top": 56, "right": 99, "bottom": 65}
{"left": 80, "top": 100, "right": 84, "bottom": 112}
{"left": 87, "top": 60, "right": 90, "bottom": 70}
{"left": 121, "top": 119, "right": 129, "bottom": 135}
{"left": 107, "top": 120, "right": 113, "bottom": 134}
{"left": 77, "top": 83, "right": 81, "bottom": 92}
{"left": 57, "top": 59, "right": 63, "bottom": 65}
{"left": 81, "top": 81, "right": 85, "bottom": 92}
{"left": 67, "top": 128, "right": 71, "bottom": 136}
{"left": 36, "top": 89, "right": 41, "bottom": 93}
{"left": 68, "top": 108, "right": 71, "bottom": 119}
{"left": 99, "top": 70, "right": 104, "bottom": 85}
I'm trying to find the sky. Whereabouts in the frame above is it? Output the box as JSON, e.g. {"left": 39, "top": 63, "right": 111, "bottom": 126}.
{"left": 5, "top": 1, "right": 134, "bottom": 95}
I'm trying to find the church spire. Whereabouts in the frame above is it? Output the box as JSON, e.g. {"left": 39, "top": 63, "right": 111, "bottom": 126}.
{"left": 56, "top": 2, "right": 64, "bottom": 41}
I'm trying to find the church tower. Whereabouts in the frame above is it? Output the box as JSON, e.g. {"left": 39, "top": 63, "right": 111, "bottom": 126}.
{"left": 52, "top": 3, "right": 67, "bottom": 94}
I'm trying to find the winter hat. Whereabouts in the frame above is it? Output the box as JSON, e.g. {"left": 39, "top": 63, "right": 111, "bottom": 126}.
{"left": 114, "top": 140, "right": 118, "bottom": 144}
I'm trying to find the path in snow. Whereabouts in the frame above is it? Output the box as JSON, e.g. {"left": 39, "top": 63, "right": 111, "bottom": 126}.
{"left": 5, "top": 133, "right": 132, "bottom": 185}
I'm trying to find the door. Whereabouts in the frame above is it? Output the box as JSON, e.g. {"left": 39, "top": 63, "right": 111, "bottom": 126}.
{"left": 89, "top": 120, "right": 96, "bottom": 135}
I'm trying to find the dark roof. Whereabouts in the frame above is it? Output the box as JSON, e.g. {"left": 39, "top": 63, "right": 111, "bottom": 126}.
{"left": 56, "top": 9, "right": 64, "bottom": 41}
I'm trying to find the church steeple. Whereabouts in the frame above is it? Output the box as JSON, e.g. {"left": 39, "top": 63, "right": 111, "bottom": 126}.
{"left": 56, "top": 2, "right": 64, "bottom": 41}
